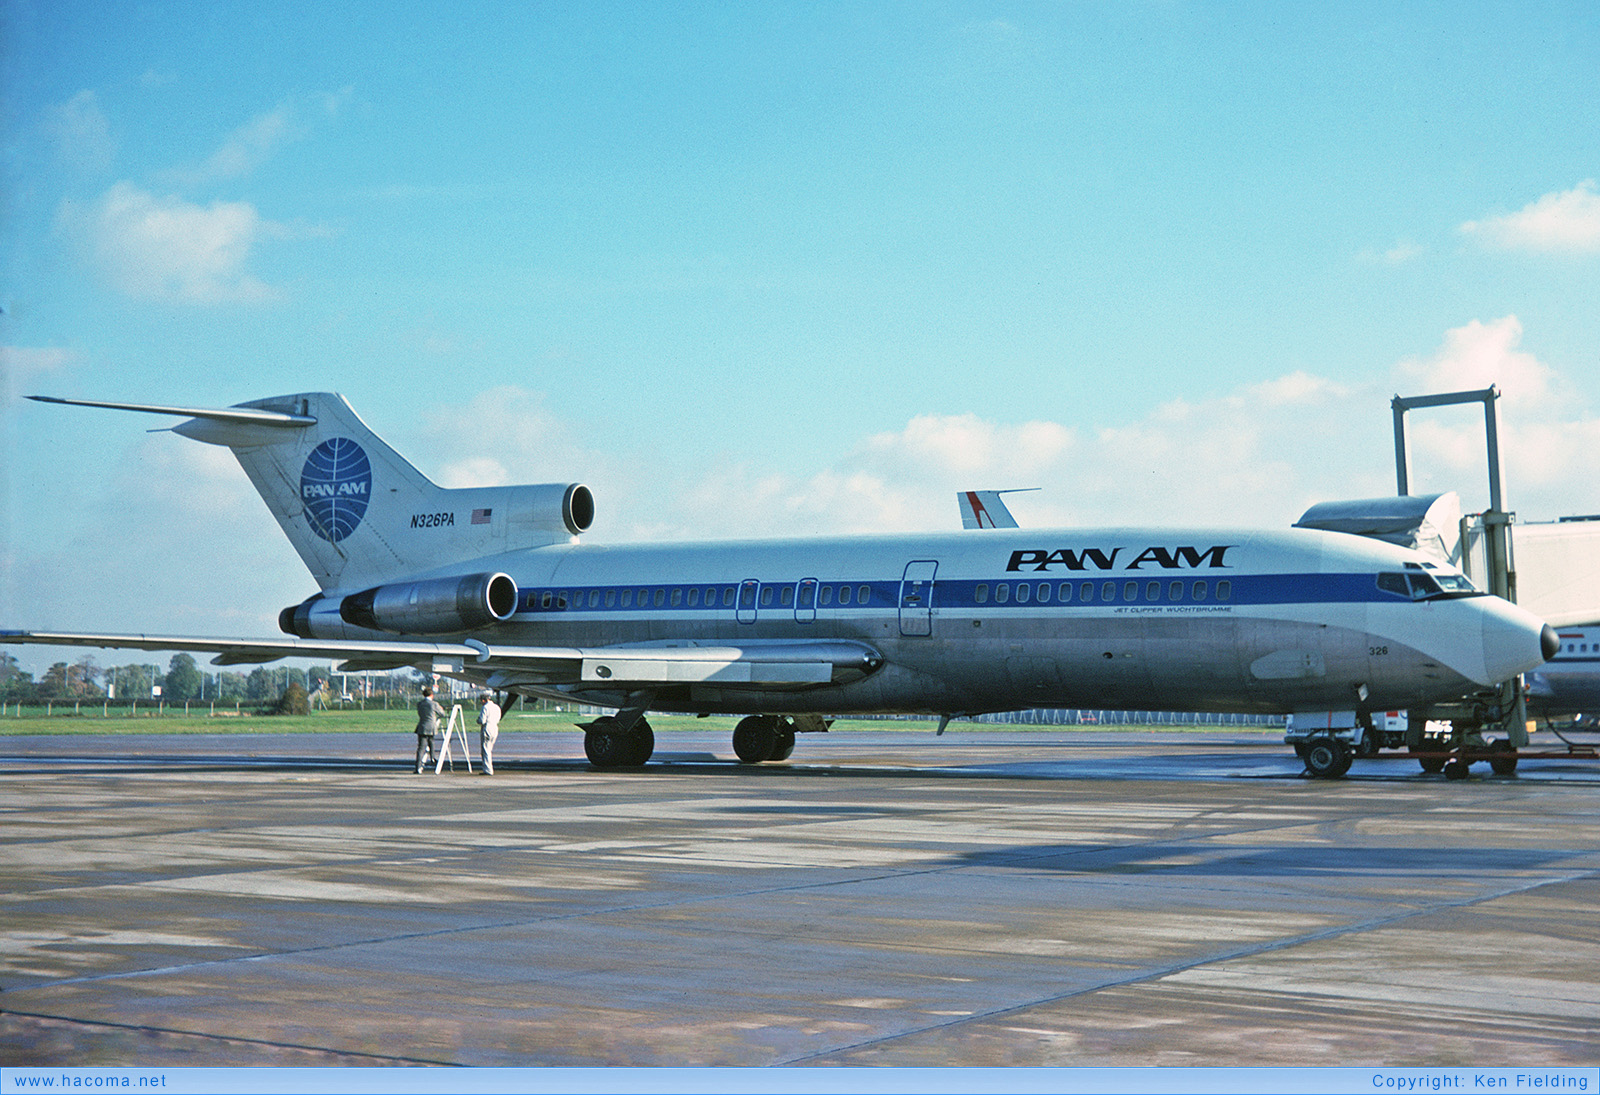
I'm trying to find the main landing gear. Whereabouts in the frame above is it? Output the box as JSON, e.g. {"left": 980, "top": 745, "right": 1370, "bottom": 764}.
{"left": 580, "top": 711, "right": 827, "bottom": 768}
{"left": 732, "top": 715, "right": 798, "bottom": 763}
{"left": 582, "top": 714, "right": 654, "bottom": 768}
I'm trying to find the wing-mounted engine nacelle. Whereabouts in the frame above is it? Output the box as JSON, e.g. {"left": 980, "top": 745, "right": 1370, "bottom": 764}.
{"left": 280, "top": 572, "right": 519, "bottom": 638}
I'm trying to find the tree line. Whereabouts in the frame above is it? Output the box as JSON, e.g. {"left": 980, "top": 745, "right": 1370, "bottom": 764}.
{"left": 0, "top": 651, "right": 420, "bottom": 706}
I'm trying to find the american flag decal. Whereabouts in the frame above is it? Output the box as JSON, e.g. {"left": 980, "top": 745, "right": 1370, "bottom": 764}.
{"left": 472, "top": 508, "right": 492, "bottom": 524}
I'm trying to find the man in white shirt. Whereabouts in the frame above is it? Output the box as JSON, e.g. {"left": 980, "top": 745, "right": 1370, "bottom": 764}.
{"left": 477, "top": 692, "right": 502, "bottom": 775}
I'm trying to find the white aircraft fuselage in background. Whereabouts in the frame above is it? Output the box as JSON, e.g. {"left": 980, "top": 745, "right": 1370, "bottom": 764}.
{"left": 5, "top": 392, "right": 1558, "bottom": 770}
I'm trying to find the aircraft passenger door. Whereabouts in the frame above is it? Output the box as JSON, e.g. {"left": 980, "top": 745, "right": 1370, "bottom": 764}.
{"left": 794, "top": 578, "right": 817, "bottom": 624}
{"left": 737, "top": 579, "right": 760, "bottom": 624}
{"left": 898, "top": 560, "right": 938, "bottom": 637}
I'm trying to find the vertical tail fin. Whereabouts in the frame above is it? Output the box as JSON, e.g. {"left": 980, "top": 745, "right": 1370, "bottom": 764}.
{"left": 30, "top": 392, "right": 592, "bottom": 591}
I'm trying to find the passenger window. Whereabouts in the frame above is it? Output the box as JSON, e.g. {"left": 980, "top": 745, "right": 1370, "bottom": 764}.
{"left": 1169, "top": 581, "right": 1183, "bottom": 601}
{"left": 653, "top": 589, "right": 665, "bottom": 607}
{"left": 604, "top": 589, "right": 616, "bottom": 608}
{"left": 1058, "top": 583, "right": 1073, "bottom": 602}
{"left": 1080, "top": 582, "right": 1094, "bottom": 603}
{"left": 1216, "top": 580, "right": 1232, "bottom": 601}
{"left": 996, "top": 583, "right": 1010, "bottom": 603}
{"left": 798, "top": 581, "right": 815, "bottom": 608}
{"left": 838, "top": 585, "right": 851, "bottom": 605}
{"left": 780, "top": 586, "right": 794, "bottom": 606}
{"left": 760, "top": 587, "right": 774, "bottom": 606}
{"left": 589, "top": 590, "right": 600, "bottom": 608}
{"left": 739, "top": 585, "right": 755, "bottom": 608}
{"left": 557, "top": 591, "right": 568, "bottom": 609}
{"left": 1147, "top": 581, "right": 1161, "bottom": 601}
{"left": 621, "top": 589, "right": 633, "bottom": 607}
{"left": 1193, "top": 581, "right": 1207, "bottom": 601}
{"left": 540, "top": 591, "right": 553, "bottom": 609}
{"left": 820, "top": 585, "right": 834, "bottom": 606}
{"left": 1037, "top": 583, "right": 1051, "bottom": 603}
{"left": 974, "top": 584, "right": 988, "bottom": 604}
{"left": 1015, "top": 583, "right": 1029, "bottom": 604}
{"left": 671, "top": 588, "right": 683, "bottom": 607}
{"left": 1123, "top": 581, "right": 1138, "bottom": 601}
{"left": 687, "top": 587, "right": 699, "bottom": 607}
{"left": 1102, "top": 581, "right": 1117, "bottom": 601}
{"left": 858, "top": 585, "right": 870, "bottom": 604}
{"left": 722, "top": 587, "right": 734, "bottom": 607}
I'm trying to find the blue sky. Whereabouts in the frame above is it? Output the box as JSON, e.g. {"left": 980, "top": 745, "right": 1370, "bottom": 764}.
{"left": 3, "top": 1, "right": 1599, "bottom": 671}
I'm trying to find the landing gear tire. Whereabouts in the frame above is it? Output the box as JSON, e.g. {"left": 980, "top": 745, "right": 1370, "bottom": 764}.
{"left": 1488, "top": 739, "right": 1518, "bottom": 776}
{"left": 1411, "top": 741, "right": 1447, "bottom": 774}
{"left": 733, "top": 715, "right": 779, "bottom": 763}
{"left": 1356, "top": 733, "right": 1380, "bottom": 758}
{"left": 585, "top": 716, "right": 654, "bottom": 768}
{"left": 1444, "top": 758, "right": 1472, "bottom": 780}
{"left": 621, "top": 720, "right": 655, "bottom": 767}
{"left": 1303, "top": 734, "right": 1353, "bottom": 779}
{"left": 770, "top": 727, "right": 796, "bottom": 761}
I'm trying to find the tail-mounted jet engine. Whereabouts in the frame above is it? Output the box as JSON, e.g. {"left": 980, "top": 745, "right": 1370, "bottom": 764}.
{"left": 280, "top": 572, "right": 518, "bottom": 638}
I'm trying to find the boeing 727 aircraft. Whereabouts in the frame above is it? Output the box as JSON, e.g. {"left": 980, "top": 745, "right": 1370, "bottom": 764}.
{"left": 4, "top": 392, "right": 1559, "bottom": 777}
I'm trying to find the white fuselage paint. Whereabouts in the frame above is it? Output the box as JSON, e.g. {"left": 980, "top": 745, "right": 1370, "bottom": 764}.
{"left": 297, "top": 525, "right": 1552, "bottom": 717}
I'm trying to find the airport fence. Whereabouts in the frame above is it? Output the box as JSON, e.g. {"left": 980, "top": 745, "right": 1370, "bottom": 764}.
{"left": 813, "top": 710, "right": 1288, "bottom": 728}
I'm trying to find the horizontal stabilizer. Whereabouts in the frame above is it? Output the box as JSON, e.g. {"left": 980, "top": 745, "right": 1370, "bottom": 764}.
{"left": 28, "top": 395, "right": 315, "bottom": 428}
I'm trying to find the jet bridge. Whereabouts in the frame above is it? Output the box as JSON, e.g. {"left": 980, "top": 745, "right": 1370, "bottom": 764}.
{"left": 1289, "top": 385, "right": 1595, "bottom": 777}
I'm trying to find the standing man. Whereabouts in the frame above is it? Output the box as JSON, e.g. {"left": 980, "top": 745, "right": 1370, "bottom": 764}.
{"left": 414, "top": 685, "right": 445, "bottom": 773}
{"left": 477, "top": 692, "right": 502, "bottom": 775}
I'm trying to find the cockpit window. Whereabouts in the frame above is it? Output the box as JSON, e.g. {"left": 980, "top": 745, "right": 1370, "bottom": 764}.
{"left": 1378, "top": 570, "right": 1480, "bottom": 600}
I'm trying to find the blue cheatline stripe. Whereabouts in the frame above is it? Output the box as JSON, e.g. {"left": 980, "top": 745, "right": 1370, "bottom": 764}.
{"left": 508, "top": 572, "right": 1420, "bottom": 616}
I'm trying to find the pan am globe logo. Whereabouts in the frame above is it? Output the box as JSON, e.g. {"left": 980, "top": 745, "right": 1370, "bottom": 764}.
{"left": 300, "top": 438, "right": 372, "bottom": 543}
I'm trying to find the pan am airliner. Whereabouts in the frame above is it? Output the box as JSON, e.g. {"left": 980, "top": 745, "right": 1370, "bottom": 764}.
{"left": 4, "top": 392, "right": 1558, "bottom": 777}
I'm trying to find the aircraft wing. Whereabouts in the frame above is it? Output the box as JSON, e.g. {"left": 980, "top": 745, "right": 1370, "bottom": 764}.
{"left": 0, "top": 630, "right": 882, "bottom": 690}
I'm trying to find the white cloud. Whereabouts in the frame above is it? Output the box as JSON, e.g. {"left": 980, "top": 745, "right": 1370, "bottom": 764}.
{"left": 43, "top": 90, "right": 115, "bottom": 174}
{"left": 411, "top": 386, "right": 611, "bottom": 491}
{"left": 1390, "top": 316, "right": 1599, "bottom": 510}
{"left": 1358, "top": 240, "right": 1423, "bottom": 265}
{"left": 0, "top": 347, "right": 79, "bottom": 406}
{"left": 1461, "top": 180, "right": 1600, "bottom": 253}
{"left": 62, "top": 182, "right": 284, "bottom": 303}
{"left": 170, "top": 89, "right": 353, "bottom": 185}
{"left": 8, "top": 436, "right": 304, "bottom": 637}
{"left": 598, "top": 321, "right": 1596, "bottom": 543}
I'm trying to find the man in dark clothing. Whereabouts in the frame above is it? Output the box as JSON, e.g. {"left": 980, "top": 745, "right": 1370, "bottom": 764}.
{"left": 414, "top": 686, "right": 445, "bottom": 773}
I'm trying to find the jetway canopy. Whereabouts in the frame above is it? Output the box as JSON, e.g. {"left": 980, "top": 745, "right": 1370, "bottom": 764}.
{"left": 1466, "top": 516, "right": 1600, "bottom": 628}
{"left": 1296, "top": 495, "right": 1600, "bottom": 627}
{"left": 1295, "top": 493, "right": 1462, "bottom": 568}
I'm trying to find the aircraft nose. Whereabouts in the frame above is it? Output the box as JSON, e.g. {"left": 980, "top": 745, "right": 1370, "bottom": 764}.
{"left": 1477, "top": 600, "right": 1557, "bottom": 686}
